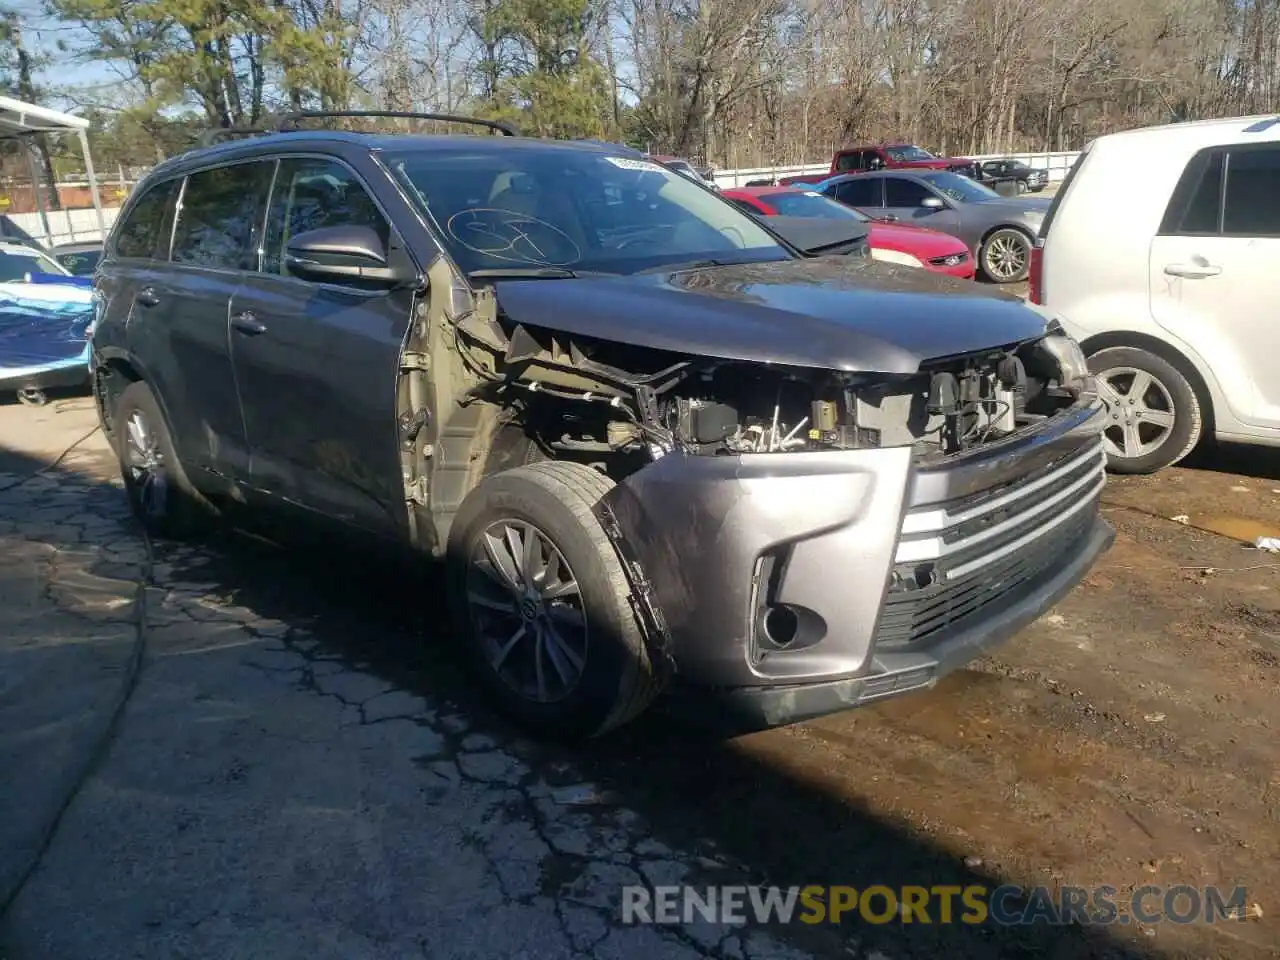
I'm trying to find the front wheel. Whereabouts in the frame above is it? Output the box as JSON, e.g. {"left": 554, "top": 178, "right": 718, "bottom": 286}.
{"left": 979, "top": 227, "right": 1032, "bottom": 283}
{"left": 446, "top": 460, "right": 665, "bottom": 739}
{"left": 1088, "top": 346, "right": 1203, "bottom": 474}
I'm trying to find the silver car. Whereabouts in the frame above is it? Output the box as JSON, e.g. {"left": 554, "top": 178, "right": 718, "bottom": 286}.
{"left": 821, "top": 170, "right": 1051, "bottom": 283}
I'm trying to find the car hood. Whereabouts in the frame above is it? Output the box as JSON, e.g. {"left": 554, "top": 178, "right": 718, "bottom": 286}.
{"left": 490, "top": 257, "right": 1043, "bottom": 374}
{"left": 901, "top": 157, "right": 974, "bottom": 169}
{"left": 867, "top": 222, "right": 969, "bottom": 258}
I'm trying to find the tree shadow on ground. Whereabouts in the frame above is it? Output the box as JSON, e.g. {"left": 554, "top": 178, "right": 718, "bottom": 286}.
{"left": 0, "top": 443, "right": 1223, "bottom": 960}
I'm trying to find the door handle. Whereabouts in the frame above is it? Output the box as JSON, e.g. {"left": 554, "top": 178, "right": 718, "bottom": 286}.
{"left": 231, "top": 310, "right": 267, "bottom": 336}
{"left": 880, "top": 214, "right": 898, "bottom": 222}
{"left": 135, "top": 287, "right": 160, "bottom": 307}
{"left": 1164, "top": 262, "right": 1222, "bottom": 279}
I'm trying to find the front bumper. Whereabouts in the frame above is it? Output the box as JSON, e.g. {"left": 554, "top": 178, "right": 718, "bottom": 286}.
{"left": 597, "top": 395, "right": 1110, "bottom": 727}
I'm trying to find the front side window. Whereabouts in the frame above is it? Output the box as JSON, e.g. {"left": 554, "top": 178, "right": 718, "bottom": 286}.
{"left": 834, "top": 151, "right": 864, "bottom": 172}
{"left": 387, "top": 147, "right": 788, "bottom": 276}
{"left": 920, "top": 171, "right": 1000, "bottom": 203}
{"left": 885, "top": 178, "right": 937, "bottom": 207}
{"left": 768, "top": 191, "right": 869, "bottom": 221}
{"left": 114, "top": 179, "right": 177, "bottom": 260}
{"left": 171, "top": 162, "right": 273, "bottom": 270}
{"left": 261, "top": 158, "right": 391, "bottom": 279}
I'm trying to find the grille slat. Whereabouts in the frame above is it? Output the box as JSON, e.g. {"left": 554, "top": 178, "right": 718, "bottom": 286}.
{"left": 877, "top": 435, "right": 1104, "bottom": 650}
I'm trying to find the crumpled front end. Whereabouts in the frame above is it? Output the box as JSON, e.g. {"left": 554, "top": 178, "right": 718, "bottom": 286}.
{"left": 596, "top": 394, "right": 1113, "bottom": 728}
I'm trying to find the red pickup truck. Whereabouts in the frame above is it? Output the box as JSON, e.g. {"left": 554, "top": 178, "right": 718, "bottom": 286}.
{"left": 780, "top": 143, "right": 979, "bottom": 186}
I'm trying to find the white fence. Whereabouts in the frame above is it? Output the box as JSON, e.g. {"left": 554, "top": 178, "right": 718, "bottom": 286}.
{"left": 7, "top": 206, "right": 119, "bottom": 247}
{"left": 711, "top": 150, "right": 1082, "bottom": 189}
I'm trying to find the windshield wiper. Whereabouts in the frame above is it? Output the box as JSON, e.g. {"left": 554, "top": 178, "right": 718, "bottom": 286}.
{"left": 467, "top": 267, "right": 580, "bottom": 280}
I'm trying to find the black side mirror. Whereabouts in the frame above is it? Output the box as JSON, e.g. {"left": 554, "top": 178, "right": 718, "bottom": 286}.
{"left": 285, "top": 225, "right": 417, "bottom": 286}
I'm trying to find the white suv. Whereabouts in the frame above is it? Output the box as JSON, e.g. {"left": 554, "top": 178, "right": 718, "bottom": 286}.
{"left": 1030, "top": 115, "right": 1280, "bottom": 473}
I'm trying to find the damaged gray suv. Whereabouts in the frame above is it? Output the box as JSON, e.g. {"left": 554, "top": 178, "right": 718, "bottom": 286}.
{"left": 90, "top": 113, "right": 1114, "bottom": 739}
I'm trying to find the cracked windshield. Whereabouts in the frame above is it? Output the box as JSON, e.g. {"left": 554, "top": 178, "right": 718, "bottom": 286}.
{"left": 388, "top": 146, "right": 788, "bottom": 275}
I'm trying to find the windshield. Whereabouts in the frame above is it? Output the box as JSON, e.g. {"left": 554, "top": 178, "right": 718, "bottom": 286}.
{"left": 387, "top": 148, "right": 788, "bottom": 277}
{"left": 884, "top": 145, "right": 936, "bottom": 162}
{"left": 767, "top": 191, "right": 869, "bottom": 221}
{"left": 920, "top": 171, "right": 1001, "bottom": 203}
{"left": 0, "top": 246, "right": 70, "bottom": 282}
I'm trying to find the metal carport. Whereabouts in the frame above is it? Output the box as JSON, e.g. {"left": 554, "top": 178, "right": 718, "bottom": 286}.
{"left": 0, "top": 95, "right": 105, "bottom": 247}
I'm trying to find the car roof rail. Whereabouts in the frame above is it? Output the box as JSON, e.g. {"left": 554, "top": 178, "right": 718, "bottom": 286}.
{"left": 197, "top": 126, "right": 273, "bottom": 147}
{"left": 275, "top": 111, "right": 518, "bottom": 137}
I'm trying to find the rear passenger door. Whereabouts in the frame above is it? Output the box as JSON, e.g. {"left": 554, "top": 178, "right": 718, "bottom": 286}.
{"left": 227, "top": 156, "right": 418, "bottom": 536}
{"left": 827, "top": 176, "right": 883, "bottom": 214}
{"left": 134, "top": 161, "right": 273, "bottom": 482}
{"left": 1149, "top": 143, "right": 1280, "bottom": 429}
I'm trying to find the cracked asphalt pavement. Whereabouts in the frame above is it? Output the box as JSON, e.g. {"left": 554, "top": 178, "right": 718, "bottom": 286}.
{"left": 1, "top": 397, "right": 1278, "bottom": 960}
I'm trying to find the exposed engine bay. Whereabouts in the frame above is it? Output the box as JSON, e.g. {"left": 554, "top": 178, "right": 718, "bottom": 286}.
{"left": 451, "top": 299, "right": 1093, "bottom": 467}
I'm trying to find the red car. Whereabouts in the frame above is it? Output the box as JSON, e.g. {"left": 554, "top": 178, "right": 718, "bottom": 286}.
{"left": 723, "top": 186, "right": 976, "bottom": 280}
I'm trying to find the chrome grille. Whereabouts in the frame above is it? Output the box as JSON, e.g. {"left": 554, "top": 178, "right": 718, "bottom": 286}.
{"left": 875, "top": 437, "right": 1105, "bottom": 649}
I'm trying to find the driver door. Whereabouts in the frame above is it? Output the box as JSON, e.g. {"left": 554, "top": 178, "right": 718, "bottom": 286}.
{"left": 227, "top": 156, "right": 419, "bottom": 536}
{"left": 882, "top": 176, "right": 962, "bottom": 233}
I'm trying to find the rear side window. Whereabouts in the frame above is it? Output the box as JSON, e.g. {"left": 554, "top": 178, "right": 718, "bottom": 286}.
{"left": 114, "top": 179, "right": 177, "bottom": 259}
{"left": 171, "top": 162, "right": 274, "bottom": 270}
{"left": 1160, "top": 144, "right": 1280, "bottom": 237}
{"left": 833, "top": 178, "right": 881, "bottom": 207}
{"left": 261, "top": 158, "right": 390, "bottom": 281}
{"left": 1160, "top": 149, "right": 1223, "bottom": 235}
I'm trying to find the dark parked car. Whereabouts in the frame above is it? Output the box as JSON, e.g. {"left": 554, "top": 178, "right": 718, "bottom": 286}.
{"left": 821, "top": 170, "right": 1051, "bottom": 283}
{"left": 975, "top": 159, "right": 1049, "bottom": 195}
{"left": 91, "top": 113, "right": 1111, "bottom": 739}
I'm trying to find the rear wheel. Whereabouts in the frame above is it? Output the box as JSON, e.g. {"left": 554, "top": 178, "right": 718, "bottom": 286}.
{"left": 1088, "top": 346, "right": 1203, "bottom": 474}
{"left": 112, "top": 381, "right": 216, "bottom": 538}
{"left": 446, "top": 460, "right": 664, "bottom": 739}
{"left": 980, "top": 227, "right": 1032, "bottom": 283}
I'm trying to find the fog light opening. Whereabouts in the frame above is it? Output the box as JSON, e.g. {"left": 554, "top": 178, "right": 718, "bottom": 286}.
{"left": 761, "top": 604, "right": 800, "bottom": 648}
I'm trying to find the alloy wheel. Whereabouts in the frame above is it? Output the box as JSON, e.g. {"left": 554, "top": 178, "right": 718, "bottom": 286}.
{"left": 983, "top": 231, "right": 1029, "bottom": 281}
{"left": 124, "top": 409, "right": 169, "bottom": 520}
{"left": 466, "top": 519, "right": 589, "bottom": 703}
{"left": 1095, "top": 366, "right": 1177, "bottom": 460}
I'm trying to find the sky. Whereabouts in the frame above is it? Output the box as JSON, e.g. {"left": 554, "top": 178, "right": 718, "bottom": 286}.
{"left": 13, "top": 0, "right": 132, "bottom": 108}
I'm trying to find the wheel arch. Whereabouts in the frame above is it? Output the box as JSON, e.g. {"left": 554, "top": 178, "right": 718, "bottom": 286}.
{"left": 1079, "top": 330, "right": 1217, "bottom": 435}
{"left": 979, "top": 221, "right": 1035, "bottom": 247}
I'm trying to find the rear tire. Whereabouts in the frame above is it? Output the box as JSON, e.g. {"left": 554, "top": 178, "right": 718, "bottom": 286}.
{"left": 1088, "top": 346, "right": 1203, "bottom": 474}
{"left": 446, "top": 460, "right": 664, "bottom": 739}
{"left": 979, "top": 227, "right": 1032, "bottom": 283}
{"left": 112, "top": 381, "right": 217, "bottom": 539}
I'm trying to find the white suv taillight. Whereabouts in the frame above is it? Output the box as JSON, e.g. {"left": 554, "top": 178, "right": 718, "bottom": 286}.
{"left": 1028, "top": 241, "right": 1044, "bottom": 304}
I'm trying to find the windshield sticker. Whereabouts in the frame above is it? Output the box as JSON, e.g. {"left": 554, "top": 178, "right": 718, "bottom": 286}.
{"left": 603, "top": 156, "right": 665, "bottom": 172}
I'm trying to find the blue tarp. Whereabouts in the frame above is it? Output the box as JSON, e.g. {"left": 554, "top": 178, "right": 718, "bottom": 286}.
{"left": 0, "top": 281, "right": 95, "bottom": 384}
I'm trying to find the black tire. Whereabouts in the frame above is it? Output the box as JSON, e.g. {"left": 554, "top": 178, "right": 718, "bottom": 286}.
{"left": 446, "top": 460, "right": 664, "bottom": 739}
{"left": 1088, "top": 346, "right": 1203, "bottom": 474}
{"left": 979, "top": 227, "right": 1033, "bottom": 283}
{"left": 112, "top": 381, "right": 217, "bottom": 538}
